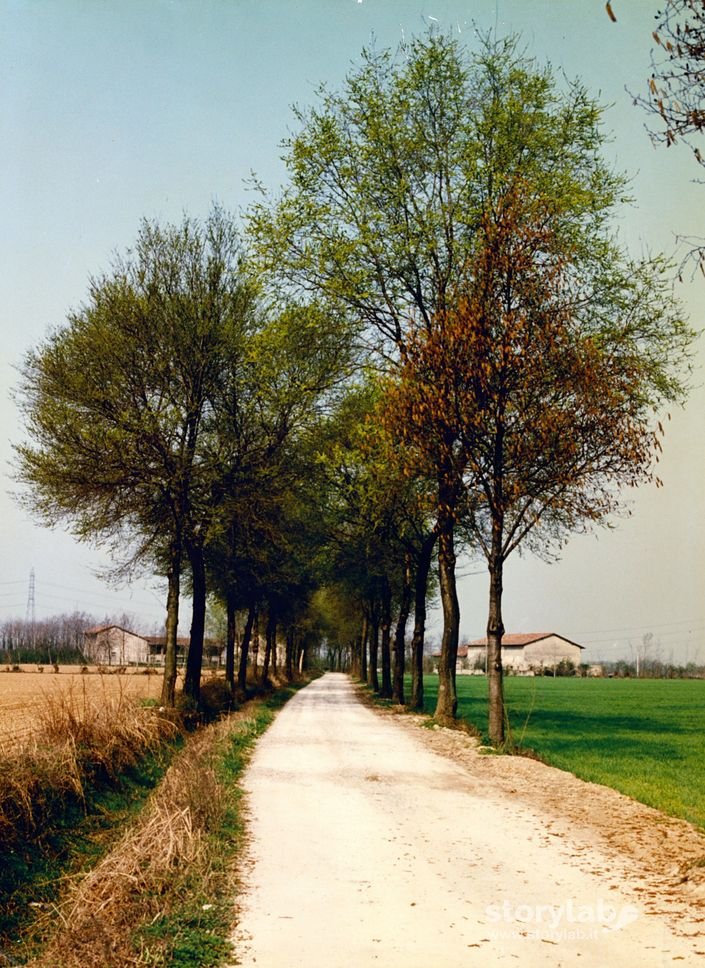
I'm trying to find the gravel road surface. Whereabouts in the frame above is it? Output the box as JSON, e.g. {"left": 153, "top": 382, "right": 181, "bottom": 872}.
{"left": 232, "top": 672, "right": 701, "bottom": 967}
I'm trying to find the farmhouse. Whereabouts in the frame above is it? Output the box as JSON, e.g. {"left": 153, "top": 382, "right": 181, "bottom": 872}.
{"left": 144, "top": 635, "right": 190, "bottom": 664}
{"left": 436, "top": 633, "right": 585, "bottom": 675}
{"left": 83, "top": 625, "right": 150, "bottom": 666}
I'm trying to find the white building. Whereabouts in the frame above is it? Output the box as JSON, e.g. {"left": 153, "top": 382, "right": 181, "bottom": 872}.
{"left": 441, "top": 632, "right": 585, "bottom": 674}
{"left": 83, "top": 625, "right": 149, "bottom": 666}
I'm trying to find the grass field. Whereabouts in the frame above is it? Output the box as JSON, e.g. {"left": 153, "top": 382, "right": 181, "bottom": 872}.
{"left": 419, "top": 675, "right": 705, "bottom": 829}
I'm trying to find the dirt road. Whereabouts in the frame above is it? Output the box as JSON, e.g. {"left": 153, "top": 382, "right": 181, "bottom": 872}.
{"left": 232, "top": 673, "right": 703, "bottom": 967}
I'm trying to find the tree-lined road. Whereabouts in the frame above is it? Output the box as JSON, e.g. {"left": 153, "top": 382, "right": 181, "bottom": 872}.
{"left": 232, "top": 674, "right": 698, "bottom": 967}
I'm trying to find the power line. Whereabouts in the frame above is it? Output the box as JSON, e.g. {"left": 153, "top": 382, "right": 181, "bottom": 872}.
{"left": 25, "top": 568, "right": 36, "bottom": 647}
{"left": 40, "top": 579, "right": 163, "bottom": 610}
{"left": 577, "top": 616, "right": 702, "bottom": 637}
{"left": 580, "top": 626, "right": 705, "bottom": 647}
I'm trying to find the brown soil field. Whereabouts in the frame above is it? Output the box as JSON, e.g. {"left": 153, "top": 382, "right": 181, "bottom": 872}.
{"left": 0, "top": 666, "right": 165, "bottom": 745}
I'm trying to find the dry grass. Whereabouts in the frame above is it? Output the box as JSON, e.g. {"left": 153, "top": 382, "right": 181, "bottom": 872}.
{"left": 0, "top": 667, "right": 164, "bottom": 744}
{"left": 3, "top": 675, "right": 297, "bottom": 967}
{"left": 28, "top": 713, "right": 250, "bottom": 968}
{"left": 0, "top": 681, "right": 174, "bottom": 849}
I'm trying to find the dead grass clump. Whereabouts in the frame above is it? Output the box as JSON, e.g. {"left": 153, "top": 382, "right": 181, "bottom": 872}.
{"left": 0, "top": 683, "right": 175, "bottom": 849}
{"left": 31, "top": 720, "right": 232, "bottom": 968}
{"left": 199, "top": 677, "right": 236, "bottom": 722}
{"left": 0, "top": 742, "right": 84, "bottom": 844}
{"left": 37, "top": 681, "right": 171, "bottom": 781}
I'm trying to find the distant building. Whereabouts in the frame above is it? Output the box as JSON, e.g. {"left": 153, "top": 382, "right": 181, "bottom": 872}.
{"left": 145, "top": 635, "right": 223, "bottom": 666}
{"left": 433, "top": 633, "right": 585, "bottom": 675}
{"left": 144, "top": 634, "right": 191, "bottom": 664}
{"left": 83, "top": 625, "right": 149, "bottom": 666}
{"left": 82, "top": 626, "right": 226, "bottom": 667}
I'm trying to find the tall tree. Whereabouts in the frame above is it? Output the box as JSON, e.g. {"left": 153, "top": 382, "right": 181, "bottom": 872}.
{"left": 386, "top": 177, "right": 693, "bottom": 745}
{"left": 249, "top": 32, "right": 498, "bottom": 720}
{"left": 251, "top": 31, "right": 688, "bottom": 724}
{"left": 14, "top": 208, "right": 259, "bottom": 706}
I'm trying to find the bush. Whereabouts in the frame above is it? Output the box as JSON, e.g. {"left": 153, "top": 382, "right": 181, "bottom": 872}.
{"left": 199, "top": 679, "right": 236, "bottom": 723}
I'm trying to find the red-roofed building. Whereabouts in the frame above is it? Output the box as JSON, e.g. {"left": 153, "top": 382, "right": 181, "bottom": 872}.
{"left": 434, "top": 633, "right": 584, "bottom": 675}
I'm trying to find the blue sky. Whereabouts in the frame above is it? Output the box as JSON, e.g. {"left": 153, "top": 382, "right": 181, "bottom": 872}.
{"left": 1, "top": 1, "right": 703, "bottom": 663}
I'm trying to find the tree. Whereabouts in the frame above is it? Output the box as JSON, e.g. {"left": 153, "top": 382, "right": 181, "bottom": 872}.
{"left": 205, "top": 300, "right": 354, "bottom": 693}
{"left": 317, "top": 381, "right": 437, "bottom": 704}
{"left": 249, "top": 31, "right": 505, "bottom": 721}
{"left": 14, "top": 208, "right": 260, "bottom": 706}
{"left": 250, "top": 31, "right": 693, "bottom": 726}
{"left": 635, "top": 0, "right": 705, "bottom": 268}
{"left": 385, "top": 168, "right": 692, "bottom": 745}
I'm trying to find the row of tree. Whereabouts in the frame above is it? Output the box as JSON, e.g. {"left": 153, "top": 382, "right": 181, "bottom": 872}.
{"left": 0, "top": 612, "right": 95, "bottom": 663}
{"left": 15, "top": 32, "right": 694, "bottom": 743}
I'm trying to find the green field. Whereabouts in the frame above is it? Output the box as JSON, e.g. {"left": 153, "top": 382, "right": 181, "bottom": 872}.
{"left": 418, "top": 675, "right": 705, "bottom": 829}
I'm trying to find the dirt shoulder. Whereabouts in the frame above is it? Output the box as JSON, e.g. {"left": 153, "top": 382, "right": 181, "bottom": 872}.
{"left": 365, "top": 689, "right": 705, "bottom": 937}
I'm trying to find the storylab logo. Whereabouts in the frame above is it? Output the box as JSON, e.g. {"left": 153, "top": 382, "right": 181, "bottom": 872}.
{"left": 485, "top": 898, "right": 640, "bottom": 942}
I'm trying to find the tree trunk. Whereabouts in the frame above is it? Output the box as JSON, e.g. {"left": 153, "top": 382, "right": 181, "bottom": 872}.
{"left": 183, "top": 537, "right": 206, "bottom": 704}
{"left": 487, "top": 417, "right": 506, "bottom": 745}
{"left": 237, "top": 605, "right": 255, "bottom": 694}
{"left": 251, "top": 611, "right": 260, "bottom": 677}
{"left": 434, "top": 510, "right": 459, "bottom": 724}
{"left": 224, "top": 588, "right": 237, "bottom": 693}
{"left": 285, "top": 626, "right": 295, "bottom": 680}
{"left": 379, "top": 577, "right": 393, "bottom": 699}
{"left": 160, "top": 536, "right": 181, "bottom": 707}
{"left": 410, "top": 532, "right": 436, "bottom": 711}
{"left": 487, "top": 546, "right": 506, "bottom": 746}
{"left": 360, "top": 612, "right": 368, "bottom": 682}
{"left": 349, "top": 634, "right": 358, "bottom": 678}
{"left": 262, "top": 610, "right": 277, "bottom": 684}
{"left": 349, "top": 621, "right": 360, "bottom": 678}
{"left": 392, "top": 554, "right": 413, "bottom": 705}
{"left": 367, "top": 612, "right": 380, "bottom": 693}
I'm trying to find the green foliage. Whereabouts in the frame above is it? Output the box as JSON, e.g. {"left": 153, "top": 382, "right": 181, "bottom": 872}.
{"left": 313, "top": 378, "right": 437, "bottom": 640}
{"left": 14, "top": 203, "right": 355, "bottom": 695}
{"left": 251, "top": 28, "right": 694, "bottom": 732}
{"left": 250, "top": 33, "right": 630, "bottom": 350}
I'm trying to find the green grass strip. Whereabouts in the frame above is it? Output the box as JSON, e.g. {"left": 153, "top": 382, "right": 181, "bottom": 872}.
{"left": 131, "top": 684, "right": 302, "bottom": 968}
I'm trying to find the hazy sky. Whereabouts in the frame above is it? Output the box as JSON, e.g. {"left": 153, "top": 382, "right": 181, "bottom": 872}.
{"left": 1, "top": 1, "right": 703, "bottom": 663}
